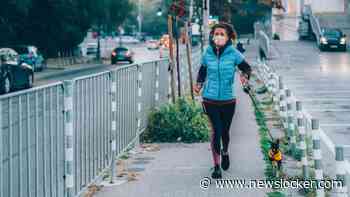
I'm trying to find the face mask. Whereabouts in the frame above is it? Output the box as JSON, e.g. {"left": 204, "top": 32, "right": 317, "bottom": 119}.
{"left": 213, "top": 35, "right": 227, "bottom": 46}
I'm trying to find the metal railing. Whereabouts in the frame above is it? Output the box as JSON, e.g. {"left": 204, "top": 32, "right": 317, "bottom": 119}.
{"left": 0, "top": 83, "right": 66, "bottom": 197}
{"left": 304, "top": 5, "right": 322, "bottom": 45}
{"left": 0, "top": 50, "right": 201, "bottom": 197}
{"left": 254, "top": 22, "right": 271, "bottom": 59}
{"left": 179, "top": 48, "right": 202, "bottom": 95}
{"left": 256, "top": 61, "right": 349, "bottom": 196}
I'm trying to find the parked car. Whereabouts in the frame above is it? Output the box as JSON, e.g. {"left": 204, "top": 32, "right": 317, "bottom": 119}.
{"left": 86, "top": 43, "right": 98, "bottom": 59}
{"left": 10, "top": 45, "right": 46, "bottom": 71}
{"left": 319, "top": 28, "right": 347, "bottom": 51}
{"left": 146, "top": 40, "right": 160, "bottom": 50}
{"left": 116, "top": 36, "right": 140, "bottom": 44}
{"left": 111, "top": 47, "right": 134, "bottom": 64}
{"left": 0, "top": 48, "right": 34, "bottom": 94}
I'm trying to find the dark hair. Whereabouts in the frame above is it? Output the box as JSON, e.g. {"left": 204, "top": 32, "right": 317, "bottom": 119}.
{"left": 210, "top": 22, "right": 237, "bottom": 40}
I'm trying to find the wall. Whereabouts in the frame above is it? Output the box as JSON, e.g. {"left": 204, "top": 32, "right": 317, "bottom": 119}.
{"left": 281, "top": 0, "right": 346, "bottom": 15}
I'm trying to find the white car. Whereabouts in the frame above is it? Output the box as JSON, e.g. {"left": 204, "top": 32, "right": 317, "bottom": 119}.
{"left": 80, "top": 43, "right": 98, "bottom": 59}
{"left": 116, "top": 36, "right": 140, "bottom": 44}
{"left": 0, "top": 48, "right": 19, "bottom": 65}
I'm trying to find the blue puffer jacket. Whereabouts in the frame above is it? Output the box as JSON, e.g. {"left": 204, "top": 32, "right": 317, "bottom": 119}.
{"left": 201, "top": 43, "right": 245, "bottom": 101}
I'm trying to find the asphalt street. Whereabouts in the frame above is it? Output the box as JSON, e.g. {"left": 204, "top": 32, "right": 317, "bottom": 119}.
{"left": 33, "top": 43, "right": 162, "bottom": 86}
{"left": 269, "top": 15, "right": 350, "bottom": 151}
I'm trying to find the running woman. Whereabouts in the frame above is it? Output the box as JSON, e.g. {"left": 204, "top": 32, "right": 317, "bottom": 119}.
{"left": 194, "top": 22, "right": 252, "bottom": 179}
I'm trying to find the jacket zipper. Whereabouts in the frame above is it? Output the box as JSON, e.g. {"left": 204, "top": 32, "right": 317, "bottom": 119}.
{"left": 217, "top": 48, "right": 221, "bottom": 98}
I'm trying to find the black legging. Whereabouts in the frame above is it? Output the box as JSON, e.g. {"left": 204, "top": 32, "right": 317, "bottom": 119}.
{"left": 202, "top": 101, "right": 236, "bottom": 165}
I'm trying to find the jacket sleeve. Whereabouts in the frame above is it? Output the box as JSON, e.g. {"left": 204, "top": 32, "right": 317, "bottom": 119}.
{"left": 196, "top": 64, "right": 207, "bottom": 85}
{"left": 197, "top": 52, "right": 207, "bottom": 85}
{"left": 237, "top": 60, "right": 252, "bottom": 80}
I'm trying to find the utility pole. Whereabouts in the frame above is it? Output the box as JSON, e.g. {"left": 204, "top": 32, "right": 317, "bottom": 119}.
{"left": 189, "top": 0, "right": 194, "bottom": 21}
{"left": 175, "top": 16, "right": 181, "bottom": 97}
{"left": 138, "top": 0, "right": 142, "bottom": 38}
{"left": 187, "top": 0, "right": 195, "bottom": 100}
{"left": 185, "top": 22, "right": 194, "bottom": 100}
{"left": 168, "top": 15, "right": 176, "bottom": 103}
{"left": 203, "top": 0, "right": 210, "bottom": 46}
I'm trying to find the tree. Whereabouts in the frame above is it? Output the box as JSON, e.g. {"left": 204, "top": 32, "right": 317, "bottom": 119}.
{"left": 0, "top": 0, "right": 135, "bottom": 57}
{"left": 210, "top": 0, "right": 272, "bottom": 34}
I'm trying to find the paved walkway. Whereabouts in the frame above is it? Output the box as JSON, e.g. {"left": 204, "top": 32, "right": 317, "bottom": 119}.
{"left": 94, "top": 74, "right": 270, "bottom": 197}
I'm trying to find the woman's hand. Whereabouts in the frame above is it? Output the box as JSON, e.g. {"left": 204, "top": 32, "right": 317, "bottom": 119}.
{"left": 239, "top": 74, "right": 249, "bottom": 85}
{"left": 193, "top": 83, "right": 202, "bottom": 95}
{"left": 240, "top": 74, "right": 251, "bottom": 94}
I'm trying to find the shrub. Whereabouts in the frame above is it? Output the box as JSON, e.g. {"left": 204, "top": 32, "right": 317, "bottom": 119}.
{"left": 141, "top": 98, "right": 210, "bottom": 143}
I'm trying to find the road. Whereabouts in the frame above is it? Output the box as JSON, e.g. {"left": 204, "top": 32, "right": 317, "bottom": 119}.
{"left": 34, "top": 43, "right": 162, "bottom": 86}
{"left": 269, "top": 15, "right": 350, "bottom": 151}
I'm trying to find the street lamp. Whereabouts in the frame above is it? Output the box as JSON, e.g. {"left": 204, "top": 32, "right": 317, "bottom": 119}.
{"left": 137, "top": 0, "right": 142, "bottom": 38}
{"left": 157, "top": 8, "right": 163, "bottom": 16}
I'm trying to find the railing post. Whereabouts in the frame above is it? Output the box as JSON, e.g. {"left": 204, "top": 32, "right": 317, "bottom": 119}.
{"left": 135, "top": 64, "right": 143, "bottom": 149}
{"left": 296, "top": 101, "right": 309, "bottom": 179}
{"left": 278, "top": 76, "right": 287, "bottom": 129}
{"left": 286, "top": 89, "right": 296, "bottom": 157}
{"left": 64, "top": 50, "right": 67, "bottom": 66}
{"left": 58, "top": 51, "right": 62, "bottom": 68}
{"left": 311, "top": 119, "right": 325, "bottom": 197}
{"left": 279, "top": 89, "right": 287, "bottom": 129}
{"left": 70, "top": 50, "right": 74, "bottom": 65}
{"left": 72, "top": 49, "right": 76, "bottom": 64}
{"left": 63, "top": 80, "right": 75, "bottom": 197}
{"left": 260, "top": 62, "right": 265, "bottom": 83}
{"left": 262, "top": 63, "right": 269, "bottom": 84}
{"left": 335, "top": 146, "right": 347, "bottom": 197}
{"left": 110, "top": 71, "right": 117, "bottom": 183}
{"left": 272, "top": 74, "right": 279, "bottom": 111}
{"left": 155, "top": 61, "right": 160, "bottom": 106}
{"left": 267, "top": 73, "right": 274, "bottom": 92}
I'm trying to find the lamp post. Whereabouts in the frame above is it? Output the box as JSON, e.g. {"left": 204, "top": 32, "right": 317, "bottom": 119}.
{"left": 203, "top": 0, "right": 210, "bottom": 46}
{"left": 157, "top": 8, "right": 163, "bottom": 16}
{"left": 137, "top": 0, "right": 142, "bottom": 38}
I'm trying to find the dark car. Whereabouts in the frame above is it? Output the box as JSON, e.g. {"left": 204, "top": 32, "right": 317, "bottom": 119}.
{"left": 319, "top": 28, "right": 347, "bottom": 51}
{"left": 10, "top": 45, "right": 46, "bottom": 71}
{"left": 111, "top": 47, "right": 134, "bottom": 64}
{"left": 0, "top": 48, "right": 34, "bottom": 94}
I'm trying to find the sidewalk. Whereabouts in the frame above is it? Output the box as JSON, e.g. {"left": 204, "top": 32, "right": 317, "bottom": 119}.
{"left": 93, "top": 78, "right": 270, "bottom": 197}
